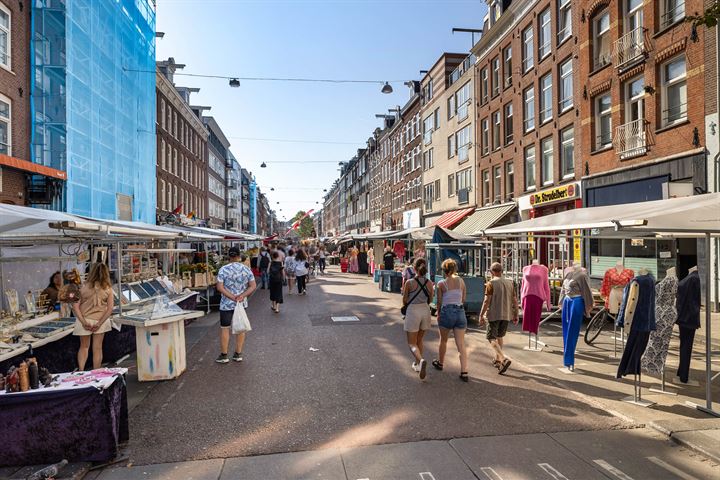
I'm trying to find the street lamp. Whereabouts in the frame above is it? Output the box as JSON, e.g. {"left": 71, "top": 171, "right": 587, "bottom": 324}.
{"left": 381, "top": 82, "right": 393, "bottom": 94}
{"left": 229, "top": 78, "right": 240, "bottom": 88}
{"left": 260, "top": 162, "right": 267, "bottom": 168}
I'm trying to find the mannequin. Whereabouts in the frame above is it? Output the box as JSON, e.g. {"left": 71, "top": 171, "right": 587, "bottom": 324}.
{"left": 675, "top": 265, "right": 701, "bottom": 383}
{"left": 641, "top": 268, "right": 678, "bottom": 376}
{"left": 521, "top": 260, "right": 551, "bottom": 335}
{"left": 560, "top": 263, "right": 593, "bottom": 370}
{"left": 617, "top": 270, "right": 656, "bottom": 378}
{"left": 600, "top": 261, "right": 634, "bottom": 315}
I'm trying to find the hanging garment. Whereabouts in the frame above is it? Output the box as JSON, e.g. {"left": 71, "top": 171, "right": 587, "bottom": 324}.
{"left": 677, "top": 326, "right": 696, "bottom": 383}
{"left": 641, "top": 275, "right": 678, "bottom": 376}
{"left": 616, "top": 274, "right": 656, "bottom": 378}
{"left": 600, "top": 267, "right": 635, "bottom": 314}
{"left": 561, "top": 296, "right": 585, "bottom": 367}
{"left": 521, "top": 265, "right": 551, "bottom": 306}
{"left": 676, "top": 271, "right": 701, "bottom": 329}
{"left": 522, "top": 295, "right": 544, "bottom": 334}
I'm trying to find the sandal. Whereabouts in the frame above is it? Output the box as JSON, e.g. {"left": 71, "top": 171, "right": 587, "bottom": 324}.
{"left": 459, "top": 372, "right": 469, "bottom": 382}
{"left": 432, "top": 360, "right": 443, "bottom": 371}
{"left": 498, "top": 359, "right": 512, "bottom": 375}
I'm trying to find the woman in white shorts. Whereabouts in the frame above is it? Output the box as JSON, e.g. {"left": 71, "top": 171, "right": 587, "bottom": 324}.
{"left": 401, "top": 258, "right": 434, "bottom": 380}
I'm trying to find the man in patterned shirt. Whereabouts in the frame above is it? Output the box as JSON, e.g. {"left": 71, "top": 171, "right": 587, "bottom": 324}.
{"left": 215, "top": 247, "right": 257, "bottom": 363}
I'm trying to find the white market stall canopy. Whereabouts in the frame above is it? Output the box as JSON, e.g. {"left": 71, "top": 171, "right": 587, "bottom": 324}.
{"left": 482, "top": 193, "right": 720, "bottom": 237}
{"left": 0, "top": 204, "right": 108, "bottom": 240}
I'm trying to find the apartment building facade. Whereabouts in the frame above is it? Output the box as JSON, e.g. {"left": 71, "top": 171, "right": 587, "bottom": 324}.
{"left": 391, "top": 85, "right": 423, "bottom": 230}
{"left": 371, "top": 119, "right": 395, "bottom": 232}
{"left": 156, "top": 59, "right": 209, "bottom": 223}
{"left": 578, "top": 0, "right": 710, "bottom": 279}
{"left": 420, "top": 53, "right": 477, "bottom": 227}
{"left": 203, "top": 116, "right": 230, "bottom": 227}
{"left": 323, "top": 180, "right": 341, "bottom": 237}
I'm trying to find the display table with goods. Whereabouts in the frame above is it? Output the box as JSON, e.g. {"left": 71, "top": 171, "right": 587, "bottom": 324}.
{"left": 0, "top": 366, "right": 128, "bottom": 467}
{"left": 115, "top": 297, "right": 203, "bottom": 381}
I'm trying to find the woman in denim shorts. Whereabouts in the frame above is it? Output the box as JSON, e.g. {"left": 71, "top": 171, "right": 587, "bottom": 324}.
{"left": 432, "top": 259, "right": 469, "bottom": 381}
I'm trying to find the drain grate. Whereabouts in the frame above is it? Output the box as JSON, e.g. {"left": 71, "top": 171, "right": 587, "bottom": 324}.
{"left": 308, "top": 314, "right": 385, "bottom": 326}
{"left": 331, "top": 316, "right": 360, "bottom": 322}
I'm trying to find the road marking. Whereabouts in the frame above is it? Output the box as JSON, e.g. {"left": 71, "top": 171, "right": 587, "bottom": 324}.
{"left": 646, "top": 457, "right": 700, "bottom": 480}
{"left": 480, "top": 467, "right": 504, "bottom": 480}
{"left": 419, "top": 472, "right": 436, "bottom": 480}
{"left": 538, "top": 463, "right": 569, "bottom": 480}
{"left": 593, "top": 459, "right": 634, "bottom": 480}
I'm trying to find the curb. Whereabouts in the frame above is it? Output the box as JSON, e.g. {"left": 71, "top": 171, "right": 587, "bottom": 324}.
{"left": 649, "top": 422, "right": 720, "bottom": 464}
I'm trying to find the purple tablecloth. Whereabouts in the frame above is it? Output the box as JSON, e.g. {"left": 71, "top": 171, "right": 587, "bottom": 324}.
{"left": 0, "top": 375, "right": 128, "bottom": 466}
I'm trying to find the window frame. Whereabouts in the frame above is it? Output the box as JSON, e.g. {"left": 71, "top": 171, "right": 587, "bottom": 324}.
{"left": 456, "top": 124, "right": 472, "bottom": 163}
{"left": 456, "top": 81, "right": 471, "bottom": 121}
{"left": 522, "top": 25, "right": 534, "bottom": 72}
{"left": 524, "top": 144, "right": 536, "bottom": 191}
{"left": 448, "top": 134, "right": 456, "bottom": 159}
{"left": 492, "top": 110, "right": 501, "bottom": 151}
{"left": 523, "top": 86, "right": 535, "bottom": 132}
{"left": 481, "top": 117, "right": 490, "bottom": 156}
{"left": 541, "top": 136, "right": 554, "bottom": 185}
{"left": 538, "top": 8, "right": 552, "bottom": 60}
{"left": 560, "top": 126, "right": 575, "bottom": 178}
{"left": 557, "top": 0, "right": 572, "bottom": 45}
{"left": 660, "top": 0, "right": 685, "bottom": 29}
{"left": 482, "top": 169, "right": 491, "bottom": 205}
{"left": 481, "top": 67, "right": 489, "bottom": 104}
{"left": 505, "top": 161, "right": 515, "bottom": 200}
{"left": 594, "top": 93, "right": 612, "bottom": 149}
{"left": 593, "top": 10, "right": 611, "bottom": 70}
{"left": 491, "top": 56, "right": 500, "bottom": 97}
{"left": 661, "top": 55, "right": 687, "bottom": 127}
{"left": 0, "top": 3, "right": 10, "bottom": 71}
{"left": 504, "top": 102, "right": 514, "bottom": 145}
{"left": 448, "top": 173, "right": 456, "bottom": 197}
{"left": 559, "top": 57, "right": 573, "bottom": 112}
{"left": 539, "top": 73, "right": 553, "bottom": 124}
{"left": 493, "top": 165, "right": 502, "bottom": 203}
{"left": 0, "top": 93, "right": 11, "bottom": 156}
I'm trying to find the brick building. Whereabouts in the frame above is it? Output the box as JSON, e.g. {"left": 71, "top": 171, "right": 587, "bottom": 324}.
{"left": 203, "top": 116, "right": 230, "bottom": 227}
{"left": 0, "top": 0, "right": 65, "bottom": 205}
{"left": 577, "top": 0, "right": 710, "bottom": 279}
{"left": 156, "top": 58, "right": 209, "bottom": 223}
{"left": 470, "top": 0, "right": 581, "bottom": 260}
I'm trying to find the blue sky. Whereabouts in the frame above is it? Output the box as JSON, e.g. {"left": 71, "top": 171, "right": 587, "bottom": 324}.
{"left": 156, "top": 0, "right": 487, "bottom": 222}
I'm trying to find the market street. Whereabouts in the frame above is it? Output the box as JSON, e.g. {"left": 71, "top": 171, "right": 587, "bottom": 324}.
{"left": 92, "top": 267, "right": 720, "bottom": 479}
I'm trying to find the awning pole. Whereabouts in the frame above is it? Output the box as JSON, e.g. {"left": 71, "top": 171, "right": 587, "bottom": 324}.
{"left": 698, "top": 233, "right": 719, "bottom": 416}
{"left": 117, "top": 241, "right": 123, "bottom": 317}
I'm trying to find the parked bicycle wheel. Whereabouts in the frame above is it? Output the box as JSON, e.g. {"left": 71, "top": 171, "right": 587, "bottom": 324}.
{"left": 584, "top": 309, "right": 607, "bottom": 345}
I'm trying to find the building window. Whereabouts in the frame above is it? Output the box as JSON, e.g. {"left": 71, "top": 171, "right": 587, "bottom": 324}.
{"left": 481, "top": 67, "right": 489, "bottom": 104}
{"left": 595, "top": 94, "right": 612, "bottom": 149}
{"left": 423, "top": 147, "right": 434, "bottom": 170}
{"left": 0, "top": 4, "right": 9, "bottom": 70}
{"left": 538, "top": 8, "right": 551, "bottom": 59}
{"left": 456, "top": 125, "right": 472, "bottom": 163}
{"left": 558, "top": 0, "right": 572, "bottom": 44}
{"left": 456, "top": 81, "right": 471, "bottom": 121}
{"left": 448, "top": 134, "right": 456, "bottom": 159}
{"left": 522, "top": 25, "right": 534, "bottom": 72}
{"left": 492, "top": 111, "right": 501, "bottom": 151}
{"left": 523, "top": 86, "right": 535, "bottom": 132}
{"left": 0, "top": 95, "right": 10, "bottom": 155}
{"left": 541, "top": 137, "right": 554, "bottom": 185}
{"left": 559, "top": 58, "right": 573, "bottom": 112}
{"left": 482, "top": 169, "right": 491, "bottom": 205}
{"left": 433, "top": 108, "right": 440, "bottom": 130}
{"left": 524, "top": 145, "right": 536, "bottom": 190}
{"left": 540, "top": 73, "right": 552, "bottom": 123}
{"left": 493, "top": 165, "right": 502, "bottom": 202}
{"left": 423, "top": 79, "right": 433, "bottom": 104}
{"left": 661, "top": 56, "right": 687, "bottom": 126}
{"left": 423, "top": 114, "right": 434, "bottom": 144}
{"left": 448, "top": 95, "right": 456, "bottom": 120}
{"left": 481, "top": 118, "right": 489, "bottom": 155}
{"left": 504, "top": 103, "right": 513, "bottom": 145}
{"left": 503, "top": 47, "right": 512, "bottom": 88}
{"left": 661, "top": 0, "right": 685, "bottom": 28}
{"left": 593, "top": 10, "right": 611, "bottom": 70}
{"left": 160, "top": 100, "right": 166, "bottom": 130}
{"left": 560, "top": 127, "right": 574, "bottom": 177}
{"left": 491, "top": 57, "right": 500, "bottom": 96}
{"left": 505, "top": 161, "right": 514, "bottom": 200}
{"left": 434, "top": 179, "right": 441, "bottom": 201}
{"left": 448, "top": 173, "right": 456, "bottom": 197}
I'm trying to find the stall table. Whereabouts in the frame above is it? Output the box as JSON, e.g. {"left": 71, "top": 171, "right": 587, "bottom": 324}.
{"left": 0, "top": 369, "right": 128, "bottom": 466}
{"left": 115, "top": 311, "right": 203, "bottom": 381}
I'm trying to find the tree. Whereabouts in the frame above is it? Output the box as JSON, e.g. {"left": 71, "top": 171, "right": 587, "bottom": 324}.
{"left": 291, "top": 211, "right": 315, "bottom": 238}
{"left": 687, "top": 1, "right": 720, "bottom": 28}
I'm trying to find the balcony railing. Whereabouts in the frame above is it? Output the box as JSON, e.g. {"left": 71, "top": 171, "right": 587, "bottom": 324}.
{"left": 612, "top": 27, "right": 650, "bottom": 69}
{"left": 613, "top": 118, "right": 648, "bottom": 159}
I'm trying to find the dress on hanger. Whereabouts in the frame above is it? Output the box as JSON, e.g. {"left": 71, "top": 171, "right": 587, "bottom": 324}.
{"left": 520, "top": 264, "right": 551, "bottom": 335}
{"left": 641, "top": 275, "right": 678, "bottom": 376}
{"left": 617, "top": 273, "right": 656, "bottom": 378}
{"left": 675, "top": 270, "right": 701, "bottom": 383}
{"left": 600, "top": 267, "right": 635, "bottom": 314}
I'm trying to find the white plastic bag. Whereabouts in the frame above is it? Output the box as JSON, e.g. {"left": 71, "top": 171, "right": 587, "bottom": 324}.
{"left": 231, "top": 301, "right": 252, "bottom": 334}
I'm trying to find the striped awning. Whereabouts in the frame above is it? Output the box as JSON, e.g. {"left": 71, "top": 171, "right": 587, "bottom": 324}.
{"left": 453, "top": 203, "right": 516, "bottom": 235}
{"left": 431, "top": 207, "right": 475, "bottom": 229}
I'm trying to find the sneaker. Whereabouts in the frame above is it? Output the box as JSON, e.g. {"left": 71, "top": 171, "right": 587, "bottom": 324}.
{"left": 232, "top": 352, "right": 243, "bottom": 362}
{"left": 498, "top": 359, "right": 512, "bottom": 375}
{"left": 215, "top": 353, "right": 229, "bottom": 364}
{"left": 411, "top": 361, "right": 420, "bottom": 372}
{"left": 418, "top": 359, "right": 427, "bottom": 380}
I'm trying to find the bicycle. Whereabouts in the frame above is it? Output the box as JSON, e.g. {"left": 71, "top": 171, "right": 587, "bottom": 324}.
{"left": 584, "top": 306, "right": 617, "bottom": 345}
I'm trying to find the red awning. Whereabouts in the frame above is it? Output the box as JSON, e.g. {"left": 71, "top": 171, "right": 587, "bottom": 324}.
{"left": 0, "top": 154, "right": 67, "bottom": 180}
{"left": 431, "top": 207, "right": 475, "bottom": 229}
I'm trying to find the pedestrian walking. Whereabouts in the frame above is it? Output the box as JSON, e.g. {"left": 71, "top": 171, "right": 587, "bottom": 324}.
{"left": 401, "top": 258, "right": 434, "bottom": 380}
{"left": 285, "top": 249, "right": 297, "bottom": 294}
{"left": 479, "top": 262, "right": 519, "bottom": 375}
{"left": 268, "top": 251, "right": 285, "bottom": 313}
{"left": 383, "top": 246, "right": 396, "bottom": 271}
{"left": 402, "top": 257, "right": 416, "bottom": 286}
{"left": 432, "top": 259, "right": 469, "bottom": 382}
{"left": 72, "top": 263, "right": 114, "bottom": 371}
{"left": 215, "top": 247, "right": 257, "bottom": 364}
{"left": 294, "top": 249, "right": 309, "bottom": 295}
{"left": 348, "top": 246, "right": 359, "bottom": 273}
{"left": 318, "top": 246, "right": 327, "bottom": 274}
{"left": 258, "top": 247, "right": 270, "bottom": 289}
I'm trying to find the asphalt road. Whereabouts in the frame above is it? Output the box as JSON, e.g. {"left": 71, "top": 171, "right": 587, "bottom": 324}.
{"left": 125, "top": 268, "right": 630, "bottom": 466}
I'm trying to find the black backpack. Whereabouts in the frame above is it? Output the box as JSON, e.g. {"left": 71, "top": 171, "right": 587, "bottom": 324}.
{"left": 269, "top": 262, "right": 283, "bottom": 282}
{"left": 259, "top": 254, "right": 270, "bottom": 269}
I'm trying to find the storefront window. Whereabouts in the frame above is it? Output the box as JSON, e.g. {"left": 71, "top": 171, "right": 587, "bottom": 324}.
{"left": 589, "top": 237, "right": 676, "bottom": 279}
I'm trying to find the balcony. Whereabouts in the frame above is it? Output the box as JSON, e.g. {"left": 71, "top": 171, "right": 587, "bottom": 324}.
{"left": 612, "top": 27, "right": 650, "bottom": 70}
{"left": 613, "top": 119, "right": 648, "bottom": 160}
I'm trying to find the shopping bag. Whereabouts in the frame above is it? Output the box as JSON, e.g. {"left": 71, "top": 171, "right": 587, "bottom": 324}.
{"left": 231, "top": 301, "right": 252, "bottom": 334}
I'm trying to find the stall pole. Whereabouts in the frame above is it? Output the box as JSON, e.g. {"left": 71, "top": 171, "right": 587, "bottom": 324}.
{"left": 649, "top": 364, "right": 677, "bottom": 396}
{"left": 116, "top": 242, "right": 123, "bottom": 317}
{"left": 698, "top": 233, "right": 719, "bottom": 417}
{"left": 205, "top": 241, "right": 211, "bottom": 314}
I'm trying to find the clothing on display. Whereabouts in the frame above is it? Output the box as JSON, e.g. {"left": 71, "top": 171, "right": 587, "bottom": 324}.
{"left": 677, "top": 326, "right": 696, "bottom": 383}
{"left": 520, "top": 264, "right": 551, "bottom": 335}
{"left": 616, "top": 273, "right": 656, "bottom": 378}
{"left": 560, "top": 268, "right": 593, "bottom": 367}
{"left": 641, "top": 274, "right": 678, "bottom": 376}
{"left": 600, "top": 266, "right": 635, "bottom": 314}
{"left": 675, "top": 269, "right": 701, "bottom": 383}
{"left": 393, "top": 240, "right": 406, "bottom": 259}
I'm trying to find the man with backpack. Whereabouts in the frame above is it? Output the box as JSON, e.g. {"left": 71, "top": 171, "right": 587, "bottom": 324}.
{"left": 258, "top": 247, "right": 271, "bottom": 289}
